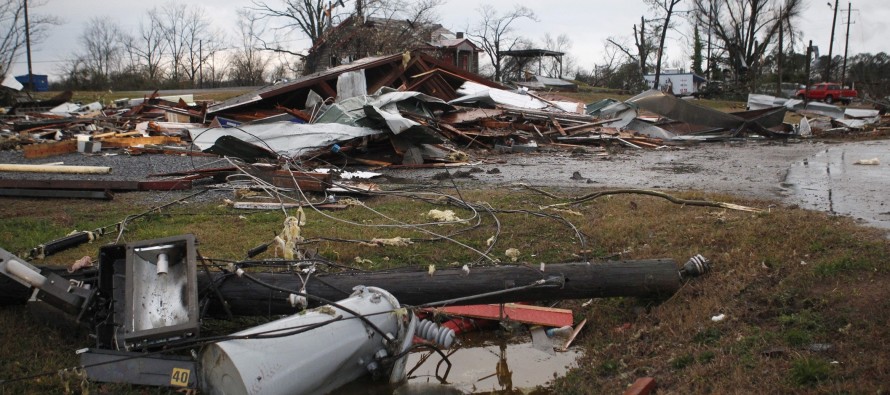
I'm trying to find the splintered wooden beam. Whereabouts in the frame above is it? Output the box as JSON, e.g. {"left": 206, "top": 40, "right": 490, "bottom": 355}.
{"left": 549, "top": 116, "right": 567, "bottom": 136}
{"left": 439, "top": 124, "right": 492, "bottom": 149}
{"left": 428, "top": 304, "right": 573, "bottom": 327}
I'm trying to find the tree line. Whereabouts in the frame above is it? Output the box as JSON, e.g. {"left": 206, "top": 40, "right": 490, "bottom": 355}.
{"left": 579, "top": 0, "right": 889, "bottom": 100}
{"left": 2, "top": 0, "right": 888, "bottom": 100}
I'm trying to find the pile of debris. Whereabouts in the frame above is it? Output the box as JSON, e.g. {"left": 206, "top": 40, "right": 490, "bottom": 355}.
{"left": 748, "top": 93, "right": 890, "bottom": 137}
{"left": 3, "top": 51, "right": 888, "bottom": 202}
{"left": 1, "top": 90, "right": 205, "bottom": 159}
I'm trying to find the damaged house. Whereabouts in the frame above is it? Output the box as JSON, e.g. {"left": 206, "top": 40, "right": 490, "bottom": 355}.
{"left": 304, "top": 10, "right": 477, "bottom": 75}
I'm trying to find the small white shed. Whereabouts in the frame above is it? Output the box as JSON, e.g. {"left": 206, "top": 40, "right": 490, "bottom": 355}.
{"left": 643, "top": 72, "right": 707, "bottom": 96}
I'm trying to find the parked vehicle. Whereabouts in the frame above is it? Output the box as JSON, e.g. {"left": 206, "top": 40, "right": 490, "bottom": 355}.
{"left": 795, "top": 83, "right": 858, "bottom": 104}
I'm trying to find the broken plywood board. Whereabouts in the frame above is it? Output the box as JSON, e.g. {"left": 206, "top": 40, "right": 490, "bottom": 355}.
{"left": 23, "top": 140, "right": 77, "bottom": 159}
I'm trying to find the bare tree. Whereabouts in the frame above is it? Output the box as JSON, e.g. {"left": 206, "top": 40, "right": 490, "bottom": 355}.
{"left": 182, "top": 16, "right": 225, "bottom": 87}
{"left": 606, "top": 16, "right": 656, "bottom": 79}
{"left": 647, "top": 0, "right": 683, "bottom": 89}
{"left": 468, "top": 5, "right": 537, "bottom": 82}
{"left": 154, "top": 3, "right": 223, "bottom": 86}
{"left": 691, "top": 0, "right": 803, "bottom": 86}
{"left": 77, "top": 17, "right": 127, "bottom": 88}
{"left": 123, "top": 10, "right": 167, "bottom": 84}
{"left": 0, "top": 0, "right": 58, "bottom": 79}
{"left": 229, "top": 10, "right": 271, "bottom": 86}
{"left": 249, "top": 0, "right": 342, "bottom": 52}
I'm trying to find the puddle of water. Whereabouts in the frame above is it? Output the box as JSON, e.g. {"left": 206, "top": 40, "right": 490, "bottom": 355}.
{"left": 785, "top": 142, "right": 890, "bottom": 231}
{"left": 333, "top": 329, "right": 582, "bottom": 394}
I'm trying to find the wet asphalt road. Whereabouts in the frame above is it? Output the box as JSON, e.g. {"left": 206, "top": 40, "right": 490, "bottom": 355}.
{"left": 383, "top": 139, "right": 890, "bottom": 233}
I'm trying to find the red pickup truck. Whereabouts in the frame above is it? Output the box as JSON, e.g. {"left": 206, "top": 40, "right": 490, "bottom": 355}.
{"left": 795, "top": 83, "right": 857, "bottom": 104}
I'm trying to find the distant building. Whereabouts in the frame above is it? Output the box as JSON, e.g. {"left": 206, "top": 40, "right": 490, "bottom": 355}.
{"left": 15, "top": 74, "right": 49, "bottom": 92}
{"left": 643, "top": 71, "right": 707, "bottom": 96}
{"left": 418, "top": 32, "right": 482, "bottom": 74}
{"left": 304, "top": 16, "right": 481, "bottom": 75}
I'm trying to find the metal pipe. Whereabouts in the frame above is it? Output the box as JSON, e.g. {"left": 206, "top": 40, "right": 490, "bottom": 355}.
{"left": 0, "top": 164, "right": 112, "bottom": 174}
{"left": 7, "top": 259, "right": 47, "bottom": 288}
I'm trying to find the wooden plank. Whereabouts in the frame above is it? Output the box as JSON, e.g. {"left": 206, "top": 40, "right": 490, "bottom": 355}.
{"left": 114, "top": 131, "right": 143, "bottom": 137}
{"left": 439, "top": 124, "right": 493, "bottom": 149}
{"left": 480, "top": 120, "right": 512, "bottom": 129}
{"left": 149, "top": 166, "right": 237, "bottom": 177}
{"left": 99, "top": 136, "right": 182, "bottom": 148}
{"left": 22, "top": 140, "right": 77, "bottom": 159}
{"left": 125, "top": 147, "right": 218, "bottom": 157}
{"left": 563, "top": 118, "right": 621, "bottom": 132}
{"left": 0, "top": 179, "right": 139, "bottom": 191}
{"left": 549, "top": 116, "right": 567, "bottom": 136}
{"left": 557, "top": 318, "right": 587, "bottom": 352}
{"left": 430, "top": 303, "right": 573, "bottom": 327}
{"left": 138, "top": 180, "right": 193, "bottom": 191}
{"left": 0, "top": 188, "right": 113, "bottom": 200}
{"left": 269, "top": 171, "right": 332, "bottom": 192}
{"left": 348, "top": 157, "right": 394, "bottom": 167}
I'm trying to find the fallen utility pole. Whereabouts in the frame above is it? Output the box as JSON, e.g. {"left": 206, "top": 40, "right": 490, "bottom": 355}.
{"left": 0, "top": 258, "right": 705, "bottom": 318}
{"left": 199, "top": 259, "right": 684, "bottom": 317}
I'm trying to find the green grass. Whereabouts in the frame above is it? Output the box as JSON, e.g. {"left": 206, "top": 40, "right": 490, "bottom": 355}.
{"left": 814, "top": 254, "right": 875, "bottom": 276}
{"left": 790, "top": 357, "right": 833, "bottom": 386}
{"left": 671, "top": 354, "right": 695, "bottom": 370}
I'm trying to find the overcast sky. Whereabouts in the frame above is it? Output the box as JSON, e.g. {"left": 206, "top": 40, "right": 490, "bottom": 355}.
{"left": 9, "top": 0, "right": 888, "bottom": 80}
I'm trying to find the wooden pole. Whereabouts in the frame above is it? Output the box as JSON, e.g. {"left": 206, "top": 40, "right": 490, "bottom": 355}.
{"left": 0, "top": 260, "right": 685, "bottom": 318}
{"left": 825, "top": 0, "right": 839, "bottom": 81}
{"left": 841, "top": 3, "right": 852, "bottom": 86}
{"left": 201, "top": 260, "right": 682, "bottom": 317}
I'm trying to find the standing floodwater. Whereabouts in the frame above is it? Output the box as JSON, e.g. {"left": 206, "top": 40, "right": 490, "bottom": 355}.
{"left": 784, "top": 140, "right": 890, "bottom": 230}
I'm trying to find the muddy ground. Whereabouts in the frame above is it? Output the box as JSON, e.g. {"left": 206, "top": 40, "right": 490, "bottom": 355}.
{"left": 384, "top": 139, "right": 890, "bottom": 233}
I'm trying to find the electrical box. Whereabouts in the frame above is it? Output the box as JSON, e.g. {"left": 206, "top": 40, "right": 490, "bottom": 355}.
{"left": 120, "top": 234, "right": 199, "bottom": 348}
